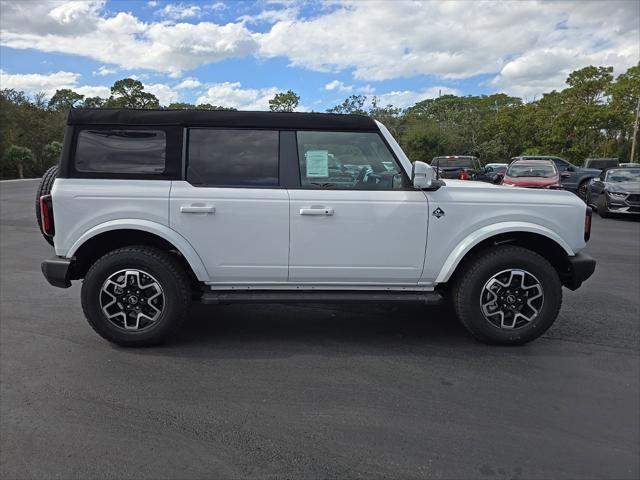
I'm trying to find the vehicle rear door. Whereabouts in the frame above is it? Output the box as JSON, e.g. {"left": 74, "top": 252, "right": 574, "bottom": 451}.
{"left": 287, "top": 130, "right": 429, "bottom": 285}
{"left": 169, "top": 128, "right": 289, "bottom": 284}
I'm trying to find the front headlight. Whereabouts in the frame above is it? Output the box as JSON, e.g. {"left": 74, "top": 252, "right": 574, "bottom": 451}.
{"left": 607, "top": 191, "right": 627, "bottom": 199}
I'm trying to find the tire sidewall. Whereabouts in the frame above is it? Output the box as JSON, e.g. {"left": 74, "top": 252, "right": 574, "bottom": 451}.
{"left": 82, "top": 250, "right": 187, "bottom": 346}
{"left": 457, "top": 249, "right": 562, "bottom": 345}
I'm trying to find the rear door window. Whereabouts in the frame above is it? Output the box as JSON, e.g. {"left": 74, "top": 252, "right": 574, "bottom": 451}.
{"left": 187, "top": 129, "right": 279, "bottom": 187}
{"left": 75, "top": 129, "right": 166, "bottom": 173}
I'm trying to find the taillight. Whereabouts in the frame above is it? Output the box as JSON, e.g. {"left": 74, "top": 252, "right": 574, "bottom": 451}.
{"left": 458, "top": 170, "right": 470, "bottom": 180}
{"left": 39, "top": 195, "right": 55, "bottom": 237}
{"left": 584, "top": 207, "right": 592, "bottom": 242}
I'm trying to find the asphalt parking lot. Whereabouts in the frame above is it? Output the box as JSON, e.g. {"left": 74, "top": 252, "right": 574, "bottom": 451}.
{"left": 1, "top": 178, "right": 638, "bottom": 480}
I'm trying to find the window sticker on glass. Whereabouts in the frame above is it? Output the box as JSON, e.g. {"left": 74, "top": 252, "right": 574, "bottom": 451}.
{"left": 305, "top": 150, "right": 329, "bottom": 177}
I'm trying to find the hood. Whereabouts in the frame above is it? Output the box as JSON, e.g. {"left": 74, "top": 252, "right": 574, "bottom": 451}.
{"left": 604, "top": 181, "right": 640, "bottom": 194}
{"left": 503, "top": 175, "right": 559, "bottom": 187}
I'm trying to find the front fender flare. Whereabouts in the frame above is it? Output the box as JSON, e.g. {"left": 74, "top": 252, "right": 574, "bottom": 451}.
{"left": 434, "top": 221, "right": 574, "bottom": 284}
{"left": 67, "top": 219, "right": 209, "bottom": 281}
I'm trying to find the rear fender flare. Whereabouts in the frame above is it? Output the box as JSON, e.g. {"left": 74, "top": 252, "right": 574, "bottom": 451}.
{"left": 67, "top": 219, "right": 209, "bottom": 281}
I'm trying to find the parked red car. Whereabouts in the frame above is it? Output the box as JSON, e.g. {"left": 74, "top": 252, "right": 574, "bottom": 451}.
{"left": 502, "top": 160, "right": 561, "bottom": 189}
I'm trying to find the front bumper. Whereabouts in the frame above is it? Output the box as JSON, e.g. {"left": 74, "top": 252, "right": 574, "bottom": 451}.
{"left": 41, "top": 256, "right": 74, "bottom": 288}
{"left": 562, "top": 252, "right": 596, "bottom": 291}
{"left": 605, "top": 194, "right": 640, "bottom": 214}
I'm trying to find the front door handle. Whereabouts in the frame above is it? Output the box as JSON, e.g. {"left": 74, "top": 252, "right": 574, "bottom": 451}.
{"left": 300, "top": 207, "right": 334, "bottom": 216}
{"left": 180, "top": 205, "right": 216, "bottom": 214}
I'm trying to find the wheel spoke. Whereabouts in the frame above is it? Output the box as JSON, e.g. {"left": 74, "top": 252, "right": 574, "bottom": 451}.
{"left": 100, "top": 269, "right": 165, "bottom": 331}
{"left": 479, "top": 268, "right": 545, "bottom": 330}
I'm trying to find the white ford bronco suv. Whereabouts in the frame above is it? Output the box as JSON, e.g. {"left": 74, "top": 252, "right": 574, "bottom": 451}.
{"left": 38, "top": 109, "right": 596, "bottom": 347}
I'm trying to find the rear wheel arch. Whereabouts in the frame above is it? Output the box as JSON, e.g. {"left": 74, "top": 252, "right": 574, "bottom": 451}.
{"left": 70, "top": 228, "right": 206, "bottom": 289}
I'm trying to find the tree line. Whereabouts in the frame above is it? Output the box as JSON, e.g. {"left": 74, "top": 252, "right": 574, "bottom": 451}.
{"left": 1, "top": 64, "right": 637, "bottom": 179}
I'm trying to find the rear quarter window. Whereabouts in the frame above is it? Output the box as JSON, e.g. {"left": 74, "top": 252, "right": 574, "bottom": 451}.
{"left": 75, "top": 129, "right": 166, "bottom": 173}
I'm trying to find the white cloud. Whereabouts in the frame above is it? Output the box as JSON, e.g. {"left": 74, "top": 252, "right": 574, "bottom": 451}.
{"left": 0, "top": 2, "right": 258, "bottom": 77}
{"left": 156, "top": 3, "right": 202, "bottom": 21}
{"left": 324, "top": 80, "right": 376, "bottom": 95}
{"left": 93, "top": 65, "right": 117, "bottom": 76}
{"left": 0, "top": 1, "right": 637, "bottom": 99}
{"left": 0, "top": 69, "right": 109, "bottom": 99}
{"left": 144, "top": 83, "right": 179, "bottom": 105}
{"left": 174, "top": 77, "right": 202, "bottom": 89}
{"left": 147, "top": 1, "right": 158, "bottom": 7}
{"left": 210, "top": 2, "right": 227, "bottom": 12}
{"left": 257, "top": 0, "right": 639, "bottom": 96}
{"left": 75, "top": 85, "right": 111, "bottom": 98}
{"left": 373, "top": 86, "right": 461, "bottom": 109}
{"left": 48, "top": 1, "right": 105, "bottom": 25}
{"left": 196, "top": 82, "right": 279, "bottom": 110}
{"left": 324, "top": 80, "right": 353, "bottom": 93}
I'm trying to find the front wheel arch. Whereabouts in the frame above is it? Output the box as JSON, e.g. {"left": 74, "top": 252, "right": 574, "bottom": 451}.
{"left": 444, "top": 231, "right": 572, "bottom": 290}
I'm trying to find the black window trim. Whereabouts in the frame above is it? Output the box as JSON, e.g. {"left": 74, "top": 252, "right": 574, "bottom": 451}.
{"left": 185, "top": 127, "right": 282, "bottom": 189}
{"left": 67, "top": 124, "right": 182, "bottom": 180}
{"left": 290, "top": 129, "right": 413, "bottom": 191}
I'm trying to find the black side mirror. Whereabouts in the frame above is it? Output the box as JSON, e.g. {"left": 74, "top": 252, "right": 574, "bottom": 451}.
{"left": 566, "top": 166, "right": 575, "bottom": 172}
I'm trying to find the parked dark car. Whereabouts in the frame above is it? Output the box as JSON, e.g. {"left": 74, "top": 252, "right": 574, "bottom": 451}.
{"left": 583, "top": 158, "right": 619, "bottom": 170}
{"left": 586, "top": 167, "right": 640, "bottom": 218}
{"left": 511, "top": 156, "right": 600, "bottom": 200}
{"left": 476, "top": 163, "right": 508, "bottom": 183}
{"left": 431, "top": 155, "right": 481, "bottom": 179}
{"left": 502, "top": 159, "right": 561, "bottom": 189}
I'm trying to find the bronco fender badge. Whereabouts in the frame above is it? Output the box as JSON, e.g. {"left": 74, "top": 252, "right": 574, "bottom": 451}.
{"left": 433, "top": 207, "right": 445, "bottom": 218}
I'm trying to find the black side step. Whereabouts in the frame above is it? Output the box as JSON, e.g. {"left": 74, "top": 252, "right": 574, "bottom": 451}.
{"left": 200, "top": 290, "right": 442, "bottom": 305}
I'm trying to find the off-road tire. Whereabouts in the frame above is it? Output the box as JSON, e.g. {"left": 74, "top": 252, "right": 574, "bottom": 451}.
{"left": 35, "top": 165, "right": 58, "bottom": 246}
{"left": 81, "top": 246, "right": 191, "bottom": 347}
{"left": 453, "top": 245, "right": 562, "bottom": 345}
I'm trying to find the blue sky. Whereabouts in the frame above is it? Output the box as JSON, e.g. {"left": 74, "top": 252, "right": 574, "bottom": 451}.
{"left": 0, "top": 1, "right": 638, "bottom": 110}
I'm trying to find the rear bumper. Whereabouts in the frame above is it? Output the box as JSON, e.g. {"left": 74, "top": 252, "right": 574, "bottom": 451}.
{"left": 41, "top": 256, "right": 74, "bottom": 288}
{"left": 562, "top": 252, "right": 596, "bottom": 291}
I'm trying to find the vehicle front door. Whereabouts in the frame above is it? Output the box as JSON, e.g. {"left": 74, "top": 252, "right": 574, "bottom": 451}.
{"left": 287, "top": 130, "right": 429, "bottom": 285}
{"left": 169, "top": 128, "right": 290, "bottom": 284}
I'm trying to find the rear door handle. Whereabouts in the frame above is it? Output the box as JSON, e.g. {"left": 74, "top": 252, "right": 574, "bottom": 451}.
{"left": 180, "top": 205, "right": 216, "bottom": 214}
{"left": 300, "top": 207, "right": 334, "bottom": 216}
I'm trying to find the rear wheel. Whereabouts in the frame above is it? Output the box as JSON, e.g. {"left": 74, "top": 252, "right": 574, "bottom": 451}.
{"left": 81, "top": 246, "right": 191, "bottom": 347}
{"left": 453, "top": 246, "right": 562, "bottom": 345}
{"left": 35, "top": 165, "right": 58, "bottom": 246}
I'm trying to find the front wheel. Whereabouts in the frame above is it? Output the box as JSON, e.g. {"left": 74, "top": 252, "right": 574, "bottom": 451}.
{"left": 577, "top": 180, "right": 589, "bottom": 201}
{"left": 81, "top": 246, "right": 191, "bottom": 347}
{"left": 452, "top": 246, "right": 562, "bottom": 345}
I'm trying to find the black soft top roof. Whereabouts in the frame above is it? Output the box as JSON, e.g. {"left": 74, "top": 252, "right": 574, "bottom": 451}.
{"left": 67, "top": 108, "right": 378, "bottom": 131}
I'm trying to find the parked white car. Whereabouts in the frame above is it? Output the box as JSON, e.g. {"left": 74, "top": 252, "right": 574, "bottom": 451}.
{"left": 38, "top": 109, "right": 596, "bottom": 347}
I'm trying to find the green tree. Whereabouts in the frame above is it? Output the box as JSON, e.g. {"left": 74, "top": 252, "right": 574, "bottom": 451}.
{"left": 42, "top": 141, "right": 63, "bottom": 169}
{"left": 269, "top": 90, "right": 300, "bottom": 112}
{"left": 106, "top": 78, "right": 160, "bottom": 109}
{"left": 82, "top": 96, "right": 105, "bottom": 108}
{"left": 2, "top": 145, "right": 35, "bottom": 179}
{"left": 326, "top": 94, "right": 367, "bottom": 115}
{"left": 48, "top": 89, "right": 84, "bottom": 111}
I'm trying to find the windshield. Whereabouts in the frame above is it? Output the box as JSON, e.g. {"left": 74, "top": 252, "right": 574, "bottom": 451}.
{"left": 587, "top": 159, "right": 618, "bottom": 169}
{"left": 605, "top": 169, "right": 640, "bottom": 182}
{"left": 432, "top": 158, "right": 474, "bottom": 168}
{"left": 507, "top": 163, "right": 557, "bottom": 178}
